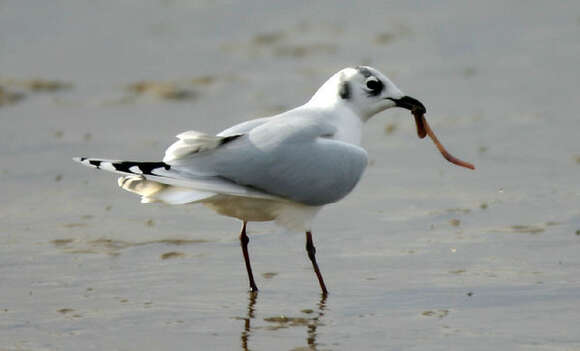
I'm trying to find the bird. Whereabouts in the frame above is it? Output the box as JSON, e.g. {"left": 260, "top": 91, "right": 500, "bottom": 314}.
{"left": 74, "top": 66, "right": 432, "bottom": 296}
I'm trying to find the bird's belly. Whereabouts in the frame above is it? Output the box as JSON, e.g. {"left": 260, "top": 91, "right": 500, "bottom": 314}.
{"left": 201, "top": 196, "right": 279, "bottom": 222}
{"left": 201, "top": 195, "right": 321, "bottom": 231}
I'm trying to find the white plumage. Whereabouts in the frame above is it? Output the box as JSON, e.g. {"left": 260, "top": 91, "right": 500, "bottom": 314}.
{"left": 74, "top": 66, "right": 427, "bottom": 294}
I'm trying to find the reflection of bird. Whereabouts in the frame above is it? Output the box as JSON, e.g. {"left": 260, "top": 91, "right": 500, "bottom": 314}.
{"left": 238, "top": 292, "right": 327, "bottom": 351}
{"left": 307, "top": 294, "right": 327, "bottom": 348}
{"left": 240, "top": 292, "right": 256, "bottom": 351}
{"left": 74, "top": 66, "right": 427, "bottom": 295}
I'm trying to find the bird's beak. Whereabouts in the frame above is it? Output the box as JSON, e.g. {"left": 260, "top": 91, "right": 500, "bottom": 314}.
{"left": 392, "top": 96, "right": 426, "bottom": 114}
{"left": 389, "top": 96, "right": 428, "bottom": 138}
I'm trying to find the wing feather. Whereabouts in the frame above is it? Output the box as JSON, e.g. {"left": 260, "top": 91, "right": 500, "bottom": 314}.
{"left": 170, "top": 114, "right": 368, "bottom": 205}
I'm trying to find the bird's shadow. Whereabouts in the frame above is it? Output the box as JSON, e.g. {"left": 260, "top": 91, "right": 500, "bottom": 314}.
{"left": 238, "top": 292, "right": 328, "bottom": 351}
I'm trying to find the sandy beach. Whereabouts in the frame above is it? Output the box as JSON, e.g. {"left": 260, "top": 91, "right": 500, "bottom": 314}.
{"left": 1, "top": 1, "right": 579, "bottom": 350}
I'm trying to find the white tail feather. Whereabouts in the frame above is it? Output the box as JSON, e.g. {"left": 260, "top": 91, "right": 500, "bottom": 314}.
{"left": 119, "top": 175, "right": 215, "bottom": 204}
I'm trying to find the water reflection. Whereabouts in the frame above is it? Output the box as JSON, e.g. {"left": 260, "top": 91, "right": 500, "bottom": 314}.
{"left": 240, "top": 291, "right": 257, "bottom": 351}
{"left": 306, "top": 294, "right": 327, "bottom": 350}
{"left": 239, "top": 293, "right": 328, "bottom": 351}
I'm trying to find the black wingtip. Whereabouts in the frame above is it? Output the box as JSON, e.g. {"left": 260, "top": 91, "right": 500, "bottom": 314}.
{"left": 111, "top": 161, "right": 170, "bottom": 174}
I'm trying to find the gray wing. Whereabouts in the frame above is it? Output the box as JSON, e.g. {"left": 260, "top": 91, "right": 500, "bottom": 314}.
{"left": 217, "top": 116, "right": 274, "bottom": 136}
{"left": 169, "top": 114, "right": 368, "bottom": 206}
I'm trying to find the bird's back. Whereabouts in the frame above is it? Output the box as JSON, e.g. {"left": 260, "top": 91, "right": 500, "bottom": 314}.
{"left": 169, "top": 108, "right": 369, "bottom": 206}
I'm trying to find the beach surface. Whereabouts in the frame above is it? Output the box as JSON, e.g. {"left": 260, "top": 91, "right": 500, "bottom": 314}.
{"left": 1, "top": 1, "right": 579, "bottom": 350}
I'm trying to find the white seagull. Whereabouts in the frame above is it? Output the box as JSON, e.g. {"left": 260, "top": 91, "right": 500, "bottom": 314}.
{"left": 74, "top": 66, "right": 473, "bottom": 295}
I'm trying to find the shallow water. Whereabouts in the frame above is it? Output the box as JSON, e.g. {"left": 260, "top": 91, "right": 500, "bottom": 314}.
{"left": 1, "top": 1, "right": 579, "bottom": 350}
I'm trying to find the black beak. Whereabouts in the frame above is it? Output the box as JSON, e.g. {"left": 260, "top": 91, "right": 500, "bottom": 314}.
{"left": 389, "top": 96, "right": 428, "bottom": 138}
{"left": 391, "top": 96, "right": 427, "bottom": 114}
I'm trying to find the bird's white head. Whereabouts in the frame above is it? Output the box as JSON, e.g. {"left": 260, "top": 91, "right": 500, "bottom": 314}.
{"left": 308, "top": 66, "right": 426, "bottom": 121}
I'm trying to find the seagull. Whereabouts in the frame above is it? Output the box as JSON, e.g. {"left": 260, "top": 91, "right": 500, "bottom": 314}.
{"left": 74, "top": 66, "right": 472, "bottom": 296}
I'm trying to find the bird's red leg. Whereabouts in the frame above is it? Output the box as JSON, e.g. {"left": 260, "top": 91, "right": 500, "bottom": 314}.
{"left": 240, "top": 221, "right": 258, "bottom": 292}
{"left": 306, "top": 231, "right": 328, "bottom": 296}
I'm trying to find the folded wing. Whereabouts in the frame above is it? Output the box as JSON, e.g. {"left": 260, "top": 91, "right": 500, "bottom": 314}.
{"left": 168, "top": 115, "right": 369, "bottom": 206}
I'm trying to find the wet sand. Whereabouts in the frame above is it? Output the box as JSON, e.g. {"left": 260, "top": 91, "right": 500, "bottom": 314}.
{"left": 1, "top": 1, "right": 579, "bottom": 350}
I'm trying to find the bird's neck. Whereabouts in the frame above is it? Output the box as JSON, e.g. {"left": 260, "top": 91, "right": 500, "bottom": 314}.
{"left": 331, "top": 104, "right": 364, "bottom": 145}
{"left": 305, "top": 79, "right": 365, "bottom": 145}
{"left": 304, "top": 101, "right": 363, "bottom": 146}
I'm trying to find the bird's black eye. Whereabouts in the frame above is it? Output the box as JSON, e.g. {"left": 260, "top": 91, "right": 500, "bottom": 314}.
{"left": 365, "top": 78, "right": 383, "bottom": 95}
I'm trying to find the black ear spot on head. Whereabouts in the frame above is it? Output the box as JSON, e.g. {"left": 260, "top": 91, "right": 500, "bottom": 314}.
{"left": 339, "top": 81, "right": 351, "bottom": 99}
